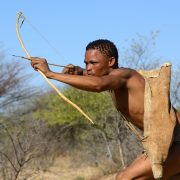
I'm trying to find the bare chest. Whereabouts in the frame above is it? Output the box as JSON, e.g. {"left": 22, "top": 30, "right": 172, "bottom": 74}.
{"left": 110, "top": 88, "right": 144, "bottom": 128}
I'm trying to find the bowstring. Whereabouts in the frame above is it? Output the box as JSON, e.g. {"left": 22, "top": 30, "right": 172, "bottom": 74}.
{"left": 19, "top": 13, "right": 68, "bottom": 63}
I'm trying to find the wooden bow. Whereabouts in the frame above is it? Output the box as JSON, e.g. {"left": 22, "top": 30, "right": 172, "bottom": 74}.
{"left": 16, "top": 11, "right": 94, "bottom": 124}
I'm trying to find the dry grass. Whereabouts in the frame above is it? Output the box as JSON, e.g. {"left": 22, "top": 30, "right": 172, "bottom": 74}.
{"left": 21, "top": 154, "right": 118, "bottom": 180}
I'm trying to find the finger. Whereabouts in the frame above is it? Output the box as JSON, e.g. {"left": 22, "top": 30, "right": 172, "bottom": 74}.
{"left": 63, "top": 67, "right": 70, "bottom": 74}
{"left": 31, "top": 58, "right": 47, "bottom": 65}
{"left": 30, "top": 57, "right": 41, "bottom": 62}
{"left": 31, "top": 60, "right": 42, "bottom": 70}
{"left": 62, "top": 64, "right": 75, "bottom": 74}
{"left": 31, "top": 60, "right": 39, "bottom": 67}
{"left": 66, "top": 64, "right": 74, "bottom": 68}
{"left": 32, "top": 63, "right": 39, "bottom": 71}
{"left": 74, "top": 66, "right": 79, "bottom": 74}
{"left": 69, "top": 66, "right": 75, "bottom": 72}
{"left": 31, "top": 61, "right": 36, "bottom": 68}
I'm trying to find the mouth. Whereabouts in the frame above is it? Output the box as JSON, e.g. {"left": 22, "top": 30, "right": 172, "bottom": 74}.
{"left": 87, "top": 72, "right": 94, "bottom": 76}
{"left": 87, "top": 73, "right": 96, "bottom": 77}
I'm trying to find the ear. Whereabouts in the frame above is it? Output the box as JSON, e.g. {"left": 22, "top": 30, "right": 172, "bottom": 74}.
{"left": 108, "top": 57, "right": 116, "bottom": 67}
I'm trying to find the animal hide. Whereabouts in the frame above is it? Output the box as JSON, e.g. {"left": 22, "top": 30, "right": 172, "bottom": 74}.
{"left": 138, "top": 63, "right": 176, "bottom": 179}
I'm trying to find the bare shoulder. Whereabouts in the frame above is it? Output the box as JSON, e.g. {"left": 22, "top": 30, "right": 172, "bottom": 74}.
{"left": 110, "top": 67, "right": 145, "bottom": 86}
{"left": 110, "top": 67, "right": 142, "bottom": 76}
{"left": 109, "top": 68, "right": 145, "bottom": 90}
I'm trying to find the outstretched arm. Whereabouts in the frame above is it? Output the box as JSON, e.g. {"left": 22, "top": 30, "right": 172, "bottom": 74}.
{"left": 31, "top": 57, "right": 128, "bottom": 92}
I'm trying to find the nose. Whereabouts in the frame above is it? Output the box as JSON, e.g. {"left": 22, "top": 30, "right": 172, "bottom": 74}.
{"left": 86, "top": 64, "right": 92, "bottom": 72}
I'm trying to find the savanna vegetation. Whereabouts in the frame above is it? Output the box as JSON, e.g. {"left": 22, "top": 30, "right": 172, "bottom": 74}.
{"left": 0, "top": 32, "right": 179, "bottom": 180}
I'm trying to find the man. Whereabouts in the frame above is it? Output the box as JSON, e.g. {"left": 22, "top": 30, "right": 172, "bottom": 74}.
{"left": 31, "top": 39, "right": 180, "bottom": 179}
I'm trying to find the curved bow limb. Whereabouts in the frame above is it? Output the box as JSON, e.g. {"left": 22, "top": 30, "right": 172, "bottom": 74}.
{"left": 16, "top": 11, "right": 94, "bottom": 124}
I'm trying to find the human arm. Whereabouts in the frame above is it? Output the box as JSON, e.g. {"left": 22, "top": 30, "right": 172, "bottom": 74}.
{"left": 31, "top": 57, "right": 129, "bottom": 92}
{"left": 46, "top": 71, "right": 128, "bottom": 92}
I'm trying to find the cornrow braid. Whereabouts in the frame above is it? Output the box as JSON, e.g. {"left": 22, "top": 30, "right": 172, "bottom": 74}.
{"left": 86, "top": 39, "right": 119, "bottom": 68}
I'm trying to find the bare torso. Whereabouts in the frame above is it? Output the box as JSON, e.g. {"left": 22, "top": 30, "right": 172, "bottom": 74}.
{"left": 109, "top": 69, "right": 145, "bottom": 129}
{"left": 110, "top": 68, "right": 180, "bottom": 129}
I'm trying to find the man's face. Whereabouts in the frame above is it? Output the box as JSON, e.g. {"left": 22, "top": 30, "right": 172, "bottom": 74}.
{"left": 84, "top": 49, "right": 110, "bottom": 76}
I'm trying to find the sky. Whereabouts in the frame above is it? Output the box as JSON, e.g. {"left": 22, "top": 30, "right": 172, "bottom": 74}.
{"left": 0, "top": 0, "right": 180, "bottom": 86}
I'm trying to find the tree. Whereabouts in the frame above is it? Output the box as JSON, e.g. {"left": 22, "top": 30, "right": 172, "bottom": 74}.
{"left": 0, "top": 46, "right": 45, "bottom": 179}
{"left": 121, "top": 31, "right": 161, "bottom": 70}
{"left": 0, "top": 48, "right": 37, "bottom": 113}
{"left": 34, "top": 87, "right": 115, "bottom": 125}
{"left": 0, "top": 115, "right": 56, "bottom": 180}
{"left": 32, "top": 86, "right": 143, "bottom": 167}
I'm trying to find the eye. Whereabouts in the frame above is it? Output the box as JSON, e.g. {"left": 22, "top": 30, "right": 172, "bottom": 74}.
{"left": 90, "top": 61, "right": 98, "bottom": 65}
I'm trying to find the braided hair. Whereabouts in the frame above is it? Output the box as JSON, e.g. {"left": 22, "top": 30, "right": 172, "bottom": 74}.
{"left": 86, "top": 39, "right": 119, "bottom": 68}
